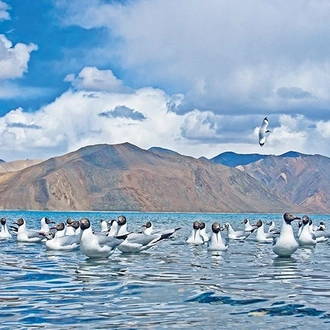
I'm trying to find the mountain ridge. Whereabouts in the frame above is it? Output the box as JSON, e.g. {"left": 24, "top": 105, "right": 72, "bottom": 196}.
{"left": 0, "top": 143, "right": 302, "bottom": 213}
{"left": 0, "top": 144, "right": 327, "bottom": 213}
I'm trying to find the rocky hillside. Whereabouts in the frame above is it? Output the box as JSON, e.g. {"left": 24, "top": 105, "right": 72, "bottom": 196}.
{"left": 237, "top": 154, "right": 330, "bottom": 213}
{"left": 0, "top": 143, "right": 299, "bottom": 213}
{"left": 0, "top": 159, "right": 44, "bottom": 173}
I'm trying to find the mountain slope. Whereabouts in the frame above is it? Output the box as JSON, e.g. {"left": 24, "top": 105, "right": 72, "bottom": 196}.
{"left": 0, "top": 143, "right": 299, "bottom": 213}
{"left": 237, "top": 154, "right": 330, "bottom": 213}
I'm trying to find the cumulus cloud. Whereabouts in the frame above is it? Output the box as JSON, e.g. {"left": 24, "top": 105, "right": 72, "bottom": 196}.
{"left": 56, "top": 0, "right": 330, "bottom": 121}
{"left": 99, "top": 105, "right": 147, "bottom": 121}
{"left": 0, "top": 0, "right": 10, "bottom": 21}
{"left": 0, "top": 67, "right": 330, "bottom": 162}
{"left": 64, "top": 66, "right": 132, "bottom": 93}
{"left": 0, "top": 35, "right": 38, "bottom": 80}
{"left": 276, "top": 87, "right": 314, "bottom": 100}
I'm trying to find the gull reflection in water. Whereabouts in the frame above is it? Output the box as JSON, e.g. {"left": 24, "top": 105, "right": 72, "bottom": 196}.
{"left": 272, "top": 256, "right": 300, "bottom": 282}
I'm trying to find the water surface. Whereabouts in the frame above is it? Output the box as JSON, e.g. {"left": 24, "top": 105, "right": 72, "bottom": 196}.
{"left": 1, "top": 211, "right": 330, "bottom": 329}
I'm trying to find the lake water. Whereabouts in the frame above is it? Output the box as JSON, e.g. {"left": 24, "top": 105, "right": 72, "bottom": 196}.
{"left": 1, "top": 210, "right": 330, "bottom": 329}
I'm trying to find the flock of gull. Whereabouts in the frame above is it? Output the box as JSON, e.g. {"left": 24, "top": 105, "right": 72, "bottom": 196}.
{"left": 0, "top": 212, "right": 328, "bottom": 259}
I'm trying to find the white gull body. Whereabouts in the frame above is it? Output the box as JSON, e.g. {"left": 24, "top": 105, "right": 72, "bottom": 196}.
{"left": 186, "top": 221, "right": 204, "bottom": 245}
{"left": 258, "top": 117, "right": 270, "bottom": 147}
{"left": 42, "top": 222, "right": 81, "bottom": 250}
{"left": 142, "top": 221, "right": 181, "bottom": 238}
{"left": 298, "top": 216, "right": 317, "bottom": 246}
{"left": 40, "top": 217, "right": 54, "bottom": 233}
{"left": 254, "top": 220, "right": 276, "bottom": 243}
{"left": 14, "top": 218, "right": 44, "bottom": 243}
{"left": 208, "top": 222, "right": 228, "bottom": 251}
{"left": 272, "top": 212, "right": 300, "bottom": 257}
{"left": 224, "top": 222, "right": 253, "bottom": 240}
{"left": 108, "top": 219, "right": 118, "bottom": 237}
{"left": 116, "top": 216, "right": 174, "bottom": 253}
{"left": 266, "top": 221, "right": 276, "bottom": 233}
{"left": 0, "top": 218, "right": 12, "bottom": 239}
{"left": 80, "top": 218, "right": 125, "bottom": 258}
{"left": 242, "top": 219, "right": 254, "bottom": 232}
{"left": 199, "top": 222, "right": 209, "bottom": 242}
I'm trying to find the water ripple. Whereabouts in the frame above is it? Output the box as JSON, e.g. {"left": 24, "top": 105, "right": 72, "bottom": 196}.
{"left": 1, "top": 211, "right": 330, "bottom": 329}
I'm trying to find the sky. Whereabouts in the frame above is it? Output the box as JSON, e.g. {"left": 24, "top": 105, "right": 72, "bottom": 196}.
{"left": 1, "top": 0, "right": 330, "bottom": 162}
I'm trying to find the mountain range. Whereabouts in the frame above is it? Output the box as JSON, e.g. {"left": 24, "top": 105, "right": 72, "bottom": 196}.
{"left": 0, "top": 143, "right": 328, "bottom": 213}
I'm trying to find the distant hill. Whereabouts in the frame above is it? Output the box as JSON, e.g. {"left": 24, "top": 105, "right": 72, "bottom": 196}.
{"left": 237, "top": 154, "right": 330, "bottom": 213}
{"left": 210, "top": 150, "right": 311, "bottom": 167}
{"left": 210, "top": 151, "right": 268, "bottom": 167}
{"left": 0, "top": 159, "right": 44, "bottom": 173}
{"left": 0, "top": 142, "right": 299, "bottom": 213}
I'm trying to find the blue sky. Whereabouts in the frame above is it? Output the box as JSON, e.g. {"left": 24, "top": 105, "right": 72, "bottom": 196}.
{"left": 1, "top": 0, "right": 330, "bottom": 161}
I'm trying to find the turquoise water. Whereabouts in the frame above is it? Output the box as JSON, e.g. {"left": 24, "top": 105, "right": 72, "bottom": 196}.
{"left": 1, "top": 211, "right": 330, "bottom": 329}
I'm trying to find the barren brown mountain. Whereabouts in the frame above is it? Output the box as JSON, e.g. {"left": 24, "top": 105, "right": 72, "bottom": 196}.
{"left": 0, "top": 143, "right": 300, "bottom": 213}
{"left": 237, "top": 154, "right": 330, "bottom": 213}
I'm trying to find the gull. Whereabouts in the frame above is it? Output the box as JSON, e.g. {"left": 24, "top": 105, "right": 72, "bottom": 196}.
{"left": 297, "top": 215, "right": 317, "bottom": 246}
{"left": 208, "top": 222, "right": 228, "bottom": 251}
{"left": 224, "top": 222, "right": 254, "bottom": 240}
{"left": 14, "top": 218, "right": 44, "bottom": 243}
{"left": 0, "top": 218, "right": 12, "bottom": 239}
{"left": 72, "top": 220, "right": 81, "bottom": 236}
{"left": 242, "top": 218, "right": 254, "bottom": 232}
{"left": 199, "top": 222, "right": 209, "bottom": 242}
{"left": 142, "top": 221, "right": 181, "bottom": 238}
{"left": 317, "top": 222, "right": 326, "bottom": 231}
{"left": 116, "top": 217, "right": 177, "bottom": 253}
{"left": 258, "top": 117, "right": 270, "bottom": 147}
{"left": 100, "top": 219, "right": 109, "bottom": 232}
{"left": 272, "top": 212, "right": 301, "bottom": 257}
{"left": 108, "top": 219, "right": 118, "bottom": 237}
{"left": 253, "top": 220, "right": 278, "bottom": 243}
{"left": 80, "top": 218, "right": 125, "bottom": 258}
{"left": 65, "top": 218, "right": 75, "bottom": 235}
{"left": 50, "top": 222, "right": 67, "bottom": 238}
{"left": 116, "top": 215, "right": 130, "bottom": 236}
{"left": 40, "top": 217, "right": 55, "bottom": 233}
{"left": 266, "top": 221, "right": 277, "bottom": 233}
{"left": 186, "top": 221, "right": 204, "bottom": 245}
{"left": 41, "top": 224, "right": 81, "bottom": 251}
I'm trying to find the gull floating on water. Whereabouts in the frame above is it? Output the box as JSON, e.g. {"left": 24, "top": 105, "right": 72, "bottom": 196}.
{"left": 65, "top": 218, "right": 76, "bottom": 236}
{"left": 108, "top": 219, "right": 118, "bottom": 237}
{"left": 115, "top": 216, "right": 175, "bottom": 253}
{"left": 41, "top": 222, "right": 81, "bottom": 251}
{"left": 208, "top": 222, "right": 228, "bottom": 251}
{"left": 142, "top": 221, "right": 181, "bottom": 238}
{"left": 242, "top": 219, "right": 254, "bottom": 232}
{"left": 258, "top": 117, "right": 270, "bottom": 147}
{"left": 253, "top": 220, "right": 278, "bottom": 243}
{"left": 0, "top": 218, "right": 12, "bottom": 239}
{"left": 266, "top": 221, "right": 277, "bottom": 233}
{"left": 14, "top": 218, "right": 44, "bottom": 243}
{"left": 80, "top": 218, "right": 125, "bottom": 258}
{"left": 100, "top": 219, "right": 109, "bottom": 232}
{"left": 186, "top": 221, "right": 204, "bottom": 245}
{"left": 199, "top": 222, "right": 209, "bottom": 242}
{"left": 297, "top": 215, "right": 317, "bottom": 246}
{"left": 224, "top": 222, "right": 254, "bottom": 240}
{"left": 272, "top": 212, "right": 301, "bottom": 257}
{"left": 40, "top": 217, "right": 55, "bottom": 233}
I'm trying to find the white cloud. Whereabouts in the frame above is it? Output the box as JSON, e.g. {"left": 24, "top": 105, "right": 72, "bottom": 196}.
{"left": 0, "top": 35, "right": 38, "bottom": 80}
{"left": 64, "top": 66, "right": 132, "bottom": 93}
{"left": 1, "top": 67, "right": 330, "bottom": 162}
{"left": 57, "top": 0, "right": 330, "bottom": 120}
{"left": 0, "top": 0, "right": 10, "bottom": 21}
